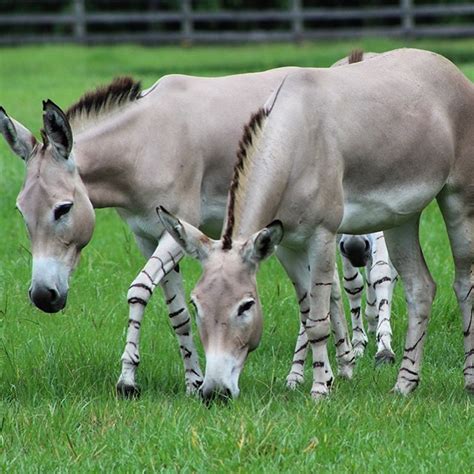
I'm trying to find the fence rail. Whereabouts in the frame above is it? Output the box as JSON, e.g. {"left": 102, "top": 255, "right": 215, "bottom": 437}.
{"left": 1, "top": 1, "right": 474, "bottom": 46}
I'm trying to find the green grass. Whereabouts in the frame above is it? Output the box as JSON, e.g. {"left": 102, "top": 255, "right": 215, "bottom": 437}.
{"left": 1, "top": 38, "right": 474, "bottom": 472}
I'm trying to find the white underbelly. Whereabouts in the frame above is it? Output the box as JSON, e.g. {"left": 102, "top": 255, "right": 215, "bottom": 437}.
{"left": 339, "top": 185, "right": 437, "bottom": 234}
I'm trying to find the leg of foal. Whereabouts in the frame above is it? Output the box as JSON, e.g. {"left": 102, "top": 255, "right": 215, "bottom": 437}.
{"left": 341, "top": 255, "right": 367, "bottom": 357}
{"left": 370, "top": 232, "right": 397, "bottom": 364}
{"left": 384, "top": 216, "right": 436, "bottom": 395}
{"left": 116, "top": 233, "right": 203, "bottom": 397}
{"left": 437, "top": 192, "right": 474, "bottom": 393}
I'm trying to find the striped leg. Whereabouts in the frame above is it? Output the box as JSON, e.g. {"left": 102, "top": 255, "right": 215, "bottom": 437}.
{"left": 370, "top": 232, "right": 398, "bottom": 364}
{"left": 330, "top": 270, "right": 355, "bottom": 379}
{"left": 437, "top": 193, "right": 474, "bottom": 393}
{"left": 161, "top": 268, "right": 204, "bottom": 394}
{"left": 279, "top": 244, "right": 353, "bottom": 389}
{"left": 365, "top": 272, "right": 378, "bottom": 335}
{"left": 341, "top": 255, "right": 367, "bottom": 357}
{"left": 384, "top": 216, "right": 436, "bottom": 395}
{"left": 307, "top": 229, "right": 338, "bottom": 400}
{"left": 116, "top": 233, "right": 203, "bottom": 397}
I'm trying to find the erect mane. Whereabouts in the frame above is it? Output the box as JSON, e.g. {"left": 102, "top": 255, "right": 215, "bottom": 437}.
{"left": 221, "top": 108, "right": 269, "bottom": 250}
{"left": 65, "top": 76, "right": 142, "bottom": 133}
{"left": 348, "top": 49, "right": 364, "bottom": 64}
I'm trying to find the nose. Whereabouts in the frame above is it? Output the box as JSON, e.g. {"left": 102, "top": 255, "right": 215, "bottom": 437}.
{"left": 29, "top": 285, "right": 66, "bottom": 313}
{"left": 340, "top": 236, "right": 371, "bottom": 268}
{"left": 199, "top": 382, "right": 233, "bottom": 404}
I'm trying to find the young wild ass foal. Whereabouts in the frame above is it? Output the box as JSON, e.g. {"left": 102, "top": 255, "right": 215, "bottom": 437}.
{"left": 0, "top": 70, "right": 354, "bottom": 396}
{"left": 159, "top": 48, "right": 474, "bottom": 399}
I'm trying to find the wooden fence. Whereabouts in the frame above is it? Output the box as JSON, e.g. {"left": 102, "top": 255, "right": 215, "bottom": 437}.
{"left": 1, "top": 1, "right": 474, "bottom": 45}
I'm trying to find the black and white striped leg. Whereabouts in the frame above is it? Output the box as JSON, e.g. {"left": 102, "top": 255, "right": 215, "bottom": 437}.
{"left": 370, "top": 233, "right": 398, "bottom": 364}
{"left": 342, "top": 256, "right": 367, "bottom": 357}
{"left": 437, "top": 193, "right": 474, "bottom": 393}
{"left": 306, "top": 229, "right": 338, "bottom": 400}
{"left": 330, "top": 271, "right": 355, "bottom": 379}
{"left": 161, "top": 268, "right": 203, "bottom": 394}
{"left": 287, "top": 321, "right": 308, "bottom": 389}
{"left": 365, "top": 275, "right": 378, "bottom": 335}
{"left": 384, "top": 216, "right": 436, "bottom": 395}
{"left": 117, "top": 234, "right": 202, "bottom": 397}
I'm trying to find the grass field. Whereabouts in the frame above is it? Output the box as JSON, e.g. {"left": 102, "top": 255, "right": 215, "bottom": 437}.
{"left": 1, "top": 38, "right": 474, "bottom": 472}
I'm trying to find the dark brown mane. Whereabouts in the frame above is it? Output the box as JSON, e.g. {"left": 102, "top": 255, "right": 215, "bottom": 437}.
{"left": 348, "top": 49, "right": 364, "bottom": 64}
{"left": 222, "top": 107, "right": 269, "bottom": 250}
{"left": 65, "top": 76, "right": 142, "bottom": 130}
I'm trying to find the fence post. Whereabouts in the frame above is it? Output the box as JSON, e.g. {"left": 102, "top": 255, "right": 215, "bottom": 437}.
{"left": 401, "top": 0, "right": 414, "bottom": 37}
{"left": 181, "top": 0, "right": 193, "bottom": 45}
{"left": 73, "top": 0, "right": 86, "bottom": 42}
{"left": 291, "top": 0, "right": 303, "bottom": 41}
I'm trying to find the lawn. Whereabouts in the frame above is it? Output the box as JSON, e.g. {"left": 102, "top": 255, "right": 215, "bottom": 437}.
{"left": 0, "top": 38, "right": 473, "bottom": 472}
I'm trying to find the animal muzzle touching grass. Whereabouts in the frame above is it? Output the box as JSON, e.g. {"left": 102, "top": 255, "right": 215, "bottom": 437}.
{"left": 199, "top": 352, "right": 242, "bottom": 403}
{"left": 30, "top": 257, "right": 70, "bottom": 313}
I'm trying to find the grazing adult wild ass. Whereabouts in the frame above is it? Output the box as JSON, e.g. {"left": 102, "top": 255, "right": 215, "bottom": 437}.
{"left": 159, "top": 48, "right": 474, "bottom": 399}
{"left": 0, "top": 68, "right": 354, "bottom": 397}
{"left": 286, "top": 50, "right": 399, "bottom": 376}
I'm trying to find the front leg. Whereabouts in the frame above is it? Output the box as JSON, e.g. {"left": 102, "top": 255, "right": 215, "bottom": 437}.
{"left": 341, "top": 255, "right": 367, "bottom": 357}
{"left": 160, "top": 267, "right": 203, "bottom": 394}
{"left": 306, "top": 229, "right": 337, "bottom": 400}
{"left": 116, "top": 233, "right": 202, "bottom": 397}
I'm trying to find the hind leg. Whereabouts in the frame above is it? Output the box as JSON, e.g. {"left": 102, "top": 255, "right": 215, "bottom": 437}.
{"left": 437, "top": 192, "right": 474, "bottom": 393}
{"left": 384, "top": 216, "right": 436, "bottom": 395}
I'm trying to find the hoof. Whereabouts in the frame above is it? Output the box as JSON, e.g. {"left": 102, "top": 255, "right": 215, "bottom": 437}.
{"left": 465, "top": 382, "right": 474, "bottom": 395}
{"left": 116, "top": 381, "right": 141, "bottom": 399}
{"left": 352, "top": 344, "right": 366, "bottom": 358}
{"left": 286, "top": 372, "right": 304, "bottom": 390}
{"left": 310, "top": 384, "right": 330, "bottom": 401}
{"left": 186, "top": 378, "right": 203, "bottom": 396}
{"left": 391, "top": 379, "right": 419, "bottom": 396}
{"left": 375, "top": 349, "right": 396, "bottom": 366}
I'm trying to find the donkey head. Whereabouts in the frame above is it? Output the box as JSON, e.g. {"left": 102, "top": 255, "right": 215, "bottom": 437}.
{"left": 339, "top": 234, "right": 372, "bottom": 268}
{"left": 158, "top": 207, "right": 283, "bottom": 401}
{"left": 0, "top": 101, "right": 95, "bottom": 313}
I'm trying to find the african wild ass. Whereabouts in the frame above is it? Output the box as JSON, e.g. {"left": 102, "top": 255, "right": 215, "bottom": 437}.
{"left": 159, "top": 48, "right": 474, "bottom": 399}
{"left": 0, "top": 68, "right": 354, "bottom": 397}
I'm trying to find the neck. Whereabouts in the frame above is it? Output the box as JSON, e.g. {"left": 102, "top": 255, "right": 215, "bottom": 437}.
{"left": 73, "top": 110, "right": 140, "bottom": 210}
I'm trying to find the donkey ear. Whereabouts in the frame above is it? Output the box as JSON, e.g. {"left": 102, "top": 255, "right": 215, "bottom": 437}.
{"left": 242, "top": 220, "right": 284, "bottom": 264}
{"left": 157, "top": 206, "right": 212, "bottom": 261}
{"left": 42, "top": 99, "right": 73, "bottom": 159}
{"left": 0, "top": 107, "right": 37, "bottom": 160}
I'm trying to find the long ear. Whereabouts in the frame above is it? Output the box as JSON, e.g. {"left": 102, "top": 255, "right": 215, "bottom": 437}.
{"left": 0, "top": 107, "right": 37, "bottom": 160}
{"left": 241, "top": 220, "right": 284, "bottom": 264}
{"left": 42, "top": 99, "right": 73, "bottom": 159}
{"left": 157, "top": 206, "right": 212, "bottom": 261}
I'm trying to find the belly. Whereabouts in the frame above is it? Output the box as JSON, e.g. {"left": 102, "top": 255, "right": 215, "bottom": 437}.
{"left": 339, "top": 183, "right": 441, "bottom": 234}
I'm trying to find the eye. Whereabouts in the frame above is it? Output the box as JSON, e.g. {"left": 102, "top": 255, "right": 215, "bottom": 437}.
{"left": 237, "top": 299, "right": 255, "bottom": 316}
{"left": 54, "top": 202, "right": 73, "bottom": 221}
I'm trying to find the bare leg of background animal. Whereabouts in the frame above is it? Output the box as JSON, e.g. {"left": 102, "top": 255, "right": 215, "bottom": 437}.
{"left": 437, "top": 192, "right": 474, "bottom": 393}
{"left": 278, "top": 248, "right": 353, "bottom": 389}
{"left": 341, "top": 256, "right": 367, "bottom": 357}
{"left": 116, "top": 233, "right": 203, "bottom": 397}
{"left": 370, "top": 233, "right": 398, "bottom": 364}
{"left": 384, "top": 216, "right": 436, "bottom": 395}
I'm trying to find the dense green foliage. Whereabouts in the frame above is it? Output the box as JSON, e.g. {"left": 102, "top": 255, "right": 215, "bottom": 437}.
{"left": 0, "top": 38, "right": 473, "bottom": 471}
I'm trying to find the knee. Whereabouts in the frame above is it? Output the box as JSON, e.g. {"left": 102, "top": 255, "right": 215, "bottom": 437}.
{"left": 305, "top": 317, "right": 330, "bottom": 342}
{"left": 405, "top": 277, "right": 436, "bottom": 309}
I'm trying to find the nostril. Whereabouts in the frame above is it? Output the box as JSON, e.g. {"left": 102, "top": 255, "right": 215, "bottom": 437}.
{"left": 48, "top": 288, "right": 59, "bottom": 303}
{"left": 339, "top": 241, "right": 346, "bottom": 254}
{"left": 364, "top": 239, "right": 371, "bottom": 251}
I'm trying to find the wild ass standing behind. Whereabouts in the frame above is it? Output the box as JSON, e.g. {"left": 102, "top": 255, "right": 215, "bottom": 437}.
{"left": 0, "top": 67, "right": 354, "bottom": 397}
{"left": 159, "top": 48, "right": 474, "bottom": 399}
